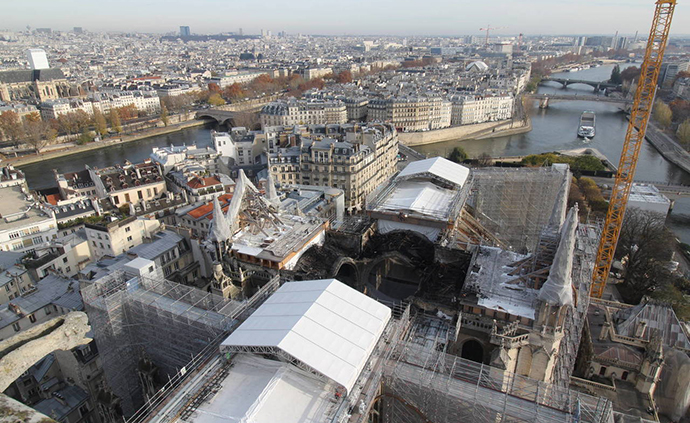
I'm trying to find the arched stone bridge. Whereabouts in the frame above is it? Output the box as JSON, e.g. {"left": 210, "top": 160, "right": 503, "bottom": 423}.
{"left": 196, "top": 109, "right": 239, "bottom": 125}
{"left": 541, "top": 77, "right": 622, "bottom": 91}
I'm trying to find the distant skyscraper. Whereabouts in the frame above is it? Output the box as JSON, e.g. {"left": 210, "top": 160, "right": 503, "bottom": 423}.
{"left": 73, "top": 27, "right": 83, "bottom": 34}
{"left": 26, "top": 49, "right": 49, "bottom": 70}
{"left": 180, "top": 26, "right": 191, "bottom": 37}
{"left": 239, "top": 28, "right": 243, "bottom": 36}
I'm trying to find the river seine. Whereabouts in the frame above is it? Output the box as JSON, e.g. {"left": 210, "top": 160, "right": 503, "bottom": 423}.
{"left": 19, "top": 63, "right": 690, "bottom": 243}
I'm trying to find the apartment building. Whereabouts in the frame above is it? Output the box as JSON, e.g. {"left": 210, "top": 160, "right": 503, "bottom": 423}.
{"left": 84, "top": 216, "right": 161, "bottom": 259}
{"left": 367, "top": 96, "right": 451, "bottom": 132}
{"left": 260, "top": 99, "right": 347, "bottom": 128}
{"left": 0, "top": 185, "right": 57, "bottom": 254}
{"left": 450, "top": 94, "right": 513, "bottom": 126}
{"left": 209, "top": 70, "right": 267, "bottom": 88}
{"left": 90, "top": 161, "right": 167, "bottom": 207}
{"left": 40, "top": 90, "right": 161, "bottom": 119}
{"left": 268, "top": 123, "right": 399, "bottom": 211}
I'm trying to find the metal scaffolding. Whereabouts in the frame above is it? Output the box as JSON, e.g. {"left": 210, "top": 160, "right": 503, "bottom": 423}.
{"left": 378, "top": 314, "right": 614, "bottom": 423}
{"left": 81, "top": 271, "right": 280, "bottom": 418}
{"left": 468, "top": 167, "right": 568, "bottom": 254}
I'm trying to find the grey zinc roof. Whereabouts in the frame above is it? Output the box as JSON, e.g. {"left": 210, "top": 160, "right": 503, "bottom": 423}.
{"left": 0, "top": 69, "right": 66, "bottom": 84}
{"left": 127, "top": 230, "right": 183, "bottom": 260}
{"left": 616, "top": 298, "right": 690, "bottom": 350}
{"left": 34, "top": 385, "right": 89, "bottom": 421}
{"left": 10, "top": 274, "right": 83, "bottom": 316}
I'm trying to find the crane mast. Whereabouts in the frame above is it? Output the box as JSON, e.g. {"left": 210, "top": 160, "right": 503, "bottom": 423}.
{"left": 590, "top": 0, "right": 676, "bottom": 298}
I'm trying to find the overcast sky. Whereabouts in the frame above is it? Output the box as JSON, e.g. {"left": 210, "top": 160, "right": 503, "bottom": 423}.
{"left": 4, "top": 0, "right": 689, "bottom": 36}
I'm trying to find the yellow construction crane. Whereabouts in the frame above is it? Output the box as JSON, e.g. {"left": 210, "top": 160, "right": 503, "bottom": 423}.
{"left": 590, "top": 0, "right": 677, "bottom": 298}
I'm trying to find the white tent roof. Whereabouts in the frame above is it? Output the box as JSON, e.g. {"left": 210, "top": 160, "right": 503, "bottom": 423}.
{"left": 220, "top": 279, "right": 391, "bottom": 393}
{"left": 397, "top": 157, "right": 470, "bottom": 188}
{"left": 377, "top": 181, "right": 455, "bottom": 220}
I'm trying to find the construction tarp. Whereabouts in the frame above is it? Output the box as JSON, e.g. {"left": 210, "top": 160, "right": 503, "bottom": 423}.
{"left": 378, "top": 220, "right": 441, "bottom": 242}
{"left": 220, "top": 279, "right": 391, "bottom": 393}
{"left": 397, "top": 157, "right": 470, "bottom": 188}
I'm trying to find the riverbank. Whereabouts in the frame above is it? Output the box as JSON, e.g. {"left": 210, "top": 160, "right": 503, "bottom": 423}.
{"left": 3, "top": 118, "right": 208, "bottom": 167}
{"left": 399, "top": 115, "right": 532, "bottom": 147}
{"left": 643, "top": 122, "right": 690, "bottom": 176}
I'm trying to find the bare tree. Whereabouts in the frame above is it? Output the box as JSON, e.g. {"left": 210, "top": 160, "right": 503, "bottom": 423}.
{"left": 23, "top": 119, "right": 55, "bottom": 153}
{"left": 616, "top": 208, "right": 676, "bottom": 303}
{"left": 476, "top": 152, "right": 494, "bottom": 167}
{"left": 232, "top": 112, "right": 260, "bottom": 130}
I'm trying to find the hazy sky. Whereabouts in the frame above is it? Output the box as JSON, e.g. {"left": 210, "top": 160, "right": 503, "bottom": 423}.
{"left": 4, "top": 0, "right": 690, "bottom": 36}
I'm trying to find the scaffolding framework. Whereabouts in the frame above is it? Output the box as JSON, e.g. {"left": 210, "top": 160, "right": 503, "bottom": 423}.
{"left": 81, "top": 272, "right": 280, "bottom": 418}
{"left": 469, "top": 167, "right": 568, "bottom": 253}
{"left": 378, "top": 314, "right": 613, "bottom": 423}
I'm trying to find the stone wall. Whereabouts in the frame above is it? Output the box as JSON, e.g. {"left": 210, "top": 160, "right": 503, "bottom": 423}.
{"left": 399, "top": 118, "right": 531, "bottom": 147}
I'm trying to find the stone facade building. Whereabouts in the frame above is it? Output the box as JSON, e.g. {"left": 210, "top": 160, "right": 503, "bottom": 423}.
{"left": 367, "top": 96, "right": 451, "bottom": 132}
{"left": 269, "top": 123, "right": 399, "bottom": 212}
{"left": 260, "top": 99, "right": 347, "bottom": 128}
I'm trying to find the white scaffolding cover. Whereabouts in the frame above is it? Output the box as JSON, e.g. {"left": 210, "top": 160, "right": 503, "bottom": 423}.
{"left": 376, "top": 181, "right": 455, "bottom": 219}
{"left": 220, "top": 279, "right": 391, "bottom": 393}
{"left": 209, "top": 196, "right": 231, "bottom": 242}
{"left": 397, "top": 157, "right": 470, "bottom": 188}
{"left": 538, "top": 205, "right": 578, "bottom": 307}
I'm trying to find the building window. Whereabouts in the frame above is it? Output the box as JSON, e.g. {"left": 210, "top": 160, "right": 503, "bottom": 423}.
{"left": 28, "top": 314, "right": 36, "bottom": 323}
{"left": 622, "top": 371, "right": 629, "bottom": 381}
{"left": 44, "top": 306, "right": 51, "bottom": 316}
{"left": 12, "top": 323, "right": 20, "bottom": 332}
{"left": 113, "top": 196, "right": 120, "bottom": 205}
{"left": 138, "top": 190, "right": 143, "bottom": 200}
{"left": 599, "top": 366, "right": 607, "bottom": 376}
{"left": 125, "top": 193, "right": 131, "bottom": 203}
{"left": 125, "top": 226, "right": 131, "bottom": 232}
{"left": 62, "top": 257, "right": 68, "bottom": 263}
{"left": 127, "top": 236, "right": 132, "bottom": 242}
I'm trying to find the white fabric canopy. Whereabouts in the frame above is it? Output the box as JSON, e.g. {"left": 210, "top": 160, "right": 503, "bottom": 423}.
{"left": 377, "top": 181, "right": 455, "bottom": 219}
{"left": 397, "top": 157, "right": 470, "bottom": 188}
{"left": 538, "top": 205, "right": 578, "bottom": 306}
{"left": 221, "top": 279, "right": 391, "bottom": 393}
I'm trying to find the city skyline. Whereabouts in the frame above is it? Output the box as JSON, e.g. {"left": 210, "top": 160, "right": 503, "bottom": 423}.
{"left": 4, "top": 0, "right": 690, "bottom": 36}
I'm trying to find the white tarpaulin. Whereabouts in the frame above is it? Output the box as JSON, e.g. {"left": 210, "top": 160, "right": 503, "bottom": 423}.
{"left": 397, "top": 157, "right": 470, "bottom": 188}
{"left": 376, "top": 181, "right": 455, "bottom": 220}
{"left": 220, "top": 279, "right": 391, "bottom": 394}
{"left": 538, "top": 205, "right": 578, "bottom": 307}
{"left": 378, "top": 220, "right": 441, "bottom": 241}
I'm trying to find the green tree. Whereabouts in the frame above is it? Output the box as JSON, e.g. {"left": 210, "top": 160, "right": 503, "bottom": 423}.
{"left": 447, "top": 147, "right": 467, "bottom": 163}
{"left": 207, "top": 93, "right": 226, "bottom": 106}
{"left": 93, "top": 110, "right": 107, "bottom": 137}
{"left": 160, "top": 103, "right": 169, "bottom": 127}
{"left": 109, "top": 110, "right": 122, "bottom": 134}
{"left": 653, "top": 100, "right": 673, "bottom": 129}
{"left": 0, "top": 111, "right": 24, "bottom": 145}
{"left": 677, "top": 119, "right": 690, "bottom": 146}
{"left": 610, "top": 64, "right": 622, "bottom": 84}
{"left": 77, "top": 128, "right": 93, "bottom": 145}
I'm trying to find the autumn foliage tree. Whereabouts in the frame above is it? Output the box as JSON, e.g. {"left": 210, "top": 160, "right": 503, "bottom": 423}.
{"left": 0, "top": 111, "right": 24, "bottom": 145}
{"left": 94, "top": 110, "right": 108, "bottom": 136}
{"left": 653, "top": 100, "right": 673, "bottom": 129}
{"left": 620, "top": 66, "right": 640, "bottom": 83}
{"left": 336, "top": 71, "right": 353, "bottom": 84}
{"left": 669, "top": 99, "right": 690, "bottom": 125}
{"left": 109, "top": 110, "right": 122, "bottom": 134}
